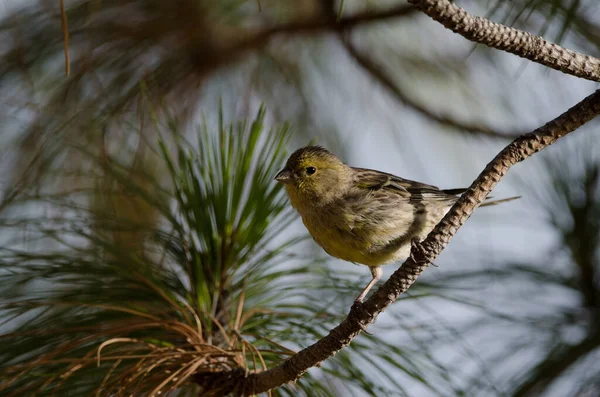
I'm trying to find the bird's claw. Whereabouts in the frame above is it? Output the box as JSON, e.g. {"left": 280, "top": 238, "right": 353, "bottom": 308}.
{"left": 409, "top": 237, "right": 428, "bottom": 264}
{"left": 350, "top": 300, "right": 374, "bottom": 335}
{"left": 351, "top": 299, "right": 364, "bottom": 311}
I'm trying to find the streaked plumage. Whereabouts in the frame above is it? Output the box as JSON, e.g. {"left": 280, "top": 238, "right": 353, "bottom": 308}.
{"left": 275, "top": 146, "right": 516, "bottom": 302}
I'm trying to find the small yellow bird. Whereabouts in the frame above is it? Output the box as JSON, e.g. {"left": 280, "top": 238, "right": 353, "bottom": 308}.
{"left": 275, "top": 146, "right": 517, "bottom": 302}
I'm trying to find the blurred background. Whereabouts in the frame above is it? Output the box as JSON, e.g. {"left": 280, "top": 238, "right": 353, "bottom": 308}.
{"left": 0, "top": 0, "right": 599, "bottom": 396}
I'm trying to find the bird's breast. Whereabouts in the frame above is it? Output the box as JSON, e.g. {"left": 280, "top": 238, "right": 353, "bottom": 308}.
{"left": 299, "top": 202, "right": 416, "bottom": 266}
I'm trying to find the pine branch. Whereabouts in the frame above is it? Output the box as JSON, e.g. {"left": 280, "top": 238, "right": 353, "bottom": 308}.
{"left": 232, "top": 89, "right": 600, "bottom": 395}
{"left": 407, "top": 0, "right": 600, "bottom": 82}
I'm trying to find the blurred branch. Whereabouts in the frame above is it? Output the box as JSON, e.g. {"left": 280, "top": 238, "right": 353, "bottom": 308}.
{"left": 236, "top": 90, "right": 600, "bottom": 395}
{"left": 270, "top": 4, "right": 416, "bottom": 32}
{"left": 320, "top": 0, "right": 520, "bottom": 139}
{"left": 407, "top": 0, "right": 600, "bottom": 82}
{"left": 233, "top": 4, "right": 416, "bottom": 52}
{"left": 59, "top": 0, "right": 70, "bottom": 76}
{"left": 0, "top": 2, "right": 417, "bottom": 130}
{"left": 570, "top": 164, "right": 600, "bottom": 310}
{"left": 340, "top": 34, "right": 524, "bottom": 139}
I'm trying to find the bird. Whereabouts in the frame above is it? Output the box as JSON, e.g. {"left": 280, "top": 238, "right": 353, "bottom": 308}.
{"left": 274, "top": 145, "right": 518, "bottom": 302}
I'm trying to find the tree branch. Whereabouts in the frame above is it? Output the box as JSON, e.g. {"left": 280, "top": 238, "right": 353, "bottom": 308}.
{"left": 232, "top": 4, "right": 416, "bottom": 53}
{"left": 234, "top": 90, "right": 600, "bottom": 395}
{"left": 340, "top": 33, "right": 525, "bottom": 139}
{"left": 269, "top": 4, "right": 416, "bottom": 34}
{"left": 407, "top": 0, "right": 600, "bottom": 82}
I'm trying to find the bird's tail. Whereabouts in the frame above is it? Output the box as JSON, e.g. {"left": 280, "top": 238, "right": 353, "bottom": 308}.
{"left": 442, "top": 189, "right": 520, "bottom": 207}
{"left": 480, "top": 196, "right": 521, "bottom": 207}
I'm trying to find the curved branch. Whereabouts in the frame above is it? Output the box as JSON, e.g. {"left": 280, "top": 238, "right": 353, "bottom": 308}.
{"left": 407, "top": 0, "right": 600, "bottom": 82}
{"left": 340, "top": 34, "right": 525, "bottom": 139}
{"left": 236, "top": 90, "right": 600, "bottom": 395}
{"left": 232, "top": 4, "right": 416, "bottom": 53}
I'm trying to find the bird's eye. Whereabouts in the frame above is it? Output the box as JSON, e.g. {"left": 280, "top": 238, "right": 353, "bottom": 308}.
{"left": 305, "top": 166, "right": 317, "bottom": 175}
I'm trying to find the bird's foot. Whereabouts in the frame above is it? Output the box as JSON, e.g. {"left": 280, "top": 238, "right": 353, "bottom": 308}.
{"left": 351, "top": 299, "right": 364, "bottom": 310}
{"left": 354, "top": 291, "right": 367, "bottom": 304}
{"left": 350, "top": 300, "right": 374, "bottom": 335}
{"left": 409, "top": 237, "right": 428, "bottom": 264}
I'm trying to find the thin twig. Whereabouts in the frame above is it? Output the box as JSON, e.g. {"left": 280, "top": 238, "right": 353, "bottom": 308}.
{"left": 59, "top": 0, "right": 70, "bottom": 76}
{"left": 232, "top": 4, "right": 416, "bottom": 53}
{"left": 340, "top": 33, "right": 525, "bottom": 139}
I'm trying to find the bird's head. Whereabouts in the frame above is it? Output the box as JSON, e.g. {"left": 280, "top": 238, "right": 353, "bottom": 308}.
{"left": 275, "top": 146, "right": 350, "bottom": 209}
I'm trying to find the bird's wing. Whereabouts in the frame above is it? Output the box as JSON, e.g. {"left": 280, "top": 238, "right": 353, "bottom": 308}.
{"left": 352, "top": 167, "right": 462, "bottom": 203}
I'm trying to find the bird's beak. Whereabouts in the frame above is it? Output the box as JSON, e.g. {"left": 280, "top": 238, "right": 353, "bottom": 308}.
{"left": 275, "top": 169, "right": 293, "bottom": 184}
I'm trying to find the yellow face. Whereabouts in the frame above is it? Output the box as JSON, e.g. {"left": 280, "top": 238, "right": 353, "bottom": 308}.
{"left": 275, "top": 146, "right": 348, "bottom": 208}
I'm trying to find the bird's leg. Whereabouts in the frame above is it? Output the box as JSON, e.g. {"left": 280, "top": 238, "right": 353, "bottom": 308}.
{"left": 355, "top": 266, "right": 382, "bottom": 303}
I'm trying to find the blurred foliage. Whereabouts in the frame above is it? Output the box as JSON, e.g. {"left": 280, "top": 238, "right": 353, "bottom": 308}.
{"left": 0, "top": 0, "right": 325, "bottom": 197}
{"left": 507, "top": 134, "right": 600, "bottom": 397}
{"left": 484, "top": 0, "right": 600, "bottom": 52}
